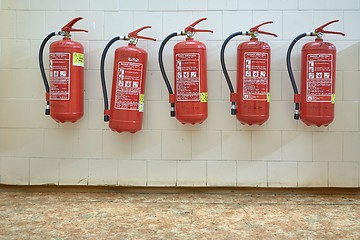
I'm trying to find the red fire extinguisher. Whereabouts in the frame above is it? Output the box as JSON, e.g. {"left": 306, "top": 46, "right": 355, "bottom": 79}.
{"left": 100, "top": 26, "right": 156, "bottom": 133}
{"left": 158, "top": 18, "right": 213, "bottom": 124}
{"left": 39, "top": 17, "right": 87, "bottom": 123}
{"left": 220, "top": 21, "right": 277, "bottom": 125}
{"left": 287, "top": 20, "right": 345, "bottom": 127}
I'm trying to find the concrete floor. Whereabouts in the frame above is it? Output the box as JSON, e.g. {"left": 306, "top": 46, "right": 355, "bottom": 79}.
{"left": 0, "top": 186, "right": 359, "bottom": 239}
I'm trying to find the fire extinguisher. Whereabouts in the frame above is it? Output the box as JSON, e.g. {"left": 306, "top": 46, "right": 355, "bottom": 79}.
{"left": 287, "top": 20, "right": 345, "bottom": 127}
{"left": 100, "top": 26, "right": 155, "bottom": 133}
{"left": 39, "top": 17, "right": 87, "bottom": 123}
{"left": 158, "top": 18, "right": 213, "bottom": 124}
{"left": 220, "top": 21, "right": 277, "bottom": 125}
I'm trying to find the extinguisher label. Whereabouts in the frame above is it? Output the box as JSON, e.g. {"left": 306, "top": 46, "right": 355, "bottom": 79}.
{"left": 114, "top": 61, "right": 143, "bottom": 111}
{"left": 49, "top": 52, "right": 71, "bottom": 100}
{"left": 306, "top": 54, "right": 333, "bottom": 103}
{"left": 243, "top": 52, "right": 269, "bottom": 101}
{"left": 175, "top": 53, "right": 200, "bottom": 102}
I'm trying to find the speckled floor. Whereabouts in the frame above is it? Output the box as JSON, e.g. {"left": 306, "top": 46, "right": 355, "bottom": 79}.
{"left": 0, "top": 186, "right": 359, "bottom": 239}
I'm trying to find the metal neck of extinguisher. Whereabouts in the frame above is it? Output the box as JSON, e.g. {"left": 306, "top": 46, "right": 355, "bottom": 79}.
{"left": 286, "top": 20, "right": 344, "bottom": 120}
{"left": 38, "top": 17, "right": 87, "bottom": 116}
{"left": 100, "top": 26, "right": 155, "bottom": 122}
{"left": 158, "top": 18, "right": 213, "bottom": 117}
{"left": 220, "top": 21, "right": 277, "bottom": 115}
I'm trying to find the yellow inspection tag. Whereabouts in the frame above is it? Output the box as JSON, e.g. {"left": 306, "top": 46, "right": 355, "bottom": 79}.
{"left": 73, "top": 53, "right": 84, "bottom": 67}
{"left": 266, "top": 92, "right": 271, "bottom": 102}
{"left": 139, "top": 94, "right": 145, "bottom": 112}
{"left": 331, "top": 94, "right": 336, "bottom": 104}
{"left": 200, "top": 92, "right": 208, "bottom": 102}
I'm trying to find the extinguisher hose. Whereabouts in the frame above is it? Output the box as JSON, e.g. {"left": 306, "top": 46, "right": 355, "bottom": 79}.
{"left": 158, "top": 32, "right": 179, "bottom": 117}
{"left": 286, "top": 32, "right": 308, "bottom": 120}
{"left": 39, "top": 31, "right": 58, "bottom": 115}
{"left": 100, "top": 36, "right": 121, "bottom": 122}
{"left": 220, "top": 31, "right": 245, "bottom": 115}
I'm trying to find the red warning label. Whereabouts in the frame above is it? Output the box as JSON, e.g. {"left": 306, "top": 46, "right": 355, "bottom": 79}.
{"left": 243, "top": 52, "right": 269, "bottom": 101}
{"left": 175, "top": 53, "right": 200, "bottom": 102}
{"left": 306, "top": 54, "right": 333, "bottom": 102}
{"left": 114, "top": 61, "right": 143, "bottom": 111}
{"left": 50, "top": 52, "right": 70, "bottom": 100}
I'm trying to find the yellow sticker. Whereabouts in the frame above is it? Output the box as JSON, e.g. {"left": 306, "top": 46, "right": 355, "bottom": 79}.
{"left": 331, "top": 94, "right": 336, "bottom": 104}
{"left": 73, "top": 53, "right": 84, "bottom": 67}
{"left": 267, "top": 92, "right": 271, "bottom": 102}
{"left": 200, "top": 92, "right": 208, "bottom": 103}
{"left": 139, "top": 94, "right": 145, "bottom": 112}
{"left": 139, "top": 94, "right": 145, "bottom": 103}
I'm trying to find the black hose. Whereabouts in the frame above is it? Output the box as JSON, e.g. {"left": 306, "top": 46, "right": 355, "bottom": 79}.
{"left": 158, "top": 32, "right": 179, "bottom": 117}
{"left": 39, "top": 32, "right": 58, "bottom": 115}
{"left": 100, "top": 36, "right": 120, "bottom": 122}
{"left": 286, "top": 33, "right": 309, "bottom": 120}
{"left": 220, "top": 31, "right": 245, "bottom": 115}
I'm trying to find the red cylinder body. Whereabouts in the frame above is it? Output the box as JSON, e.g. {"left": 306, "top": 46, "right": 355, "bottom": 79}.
{"left": 108, "top": 44, "right": 148, "bottom": 133}
{"left": 236, "top": 38, "right": 271, "bottom": 125}
{"left": 173, "top": 38, "right": 208, "bottom": 124}
{"left": 49, "top": 37, "right": 84, "bottom": 123}
{"left": 300, "top": 39, "right": 336, "bottom": 127}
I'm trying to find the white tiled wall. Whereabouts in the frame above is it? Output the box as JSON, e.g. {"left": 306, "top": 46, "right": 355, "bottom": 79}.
{"left": 0, "top": 0, "right": 359, "bottom": 187}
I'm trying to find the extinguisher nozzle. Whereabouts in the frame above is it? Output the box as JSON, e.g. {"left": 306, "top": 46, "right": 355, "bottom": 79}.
{"left": 170, "top": 110, "right": 175, "bottom": 117}
{"left": 231, "top": 102, "right": 236, "bottom": 115}
{"left": 45, "top": 102, "right": 50, "bottom": 115}
{"left": 294, "top": 113, "right": 300, "bottom": 120}
{"left": 170, "top": 103, "right": 175, "bottom": 117}
{"left": 104, "top": 115, "right": 110, "bottom": 122}
{"left": 231, "top": 109, "right": 237, "bottom": 115}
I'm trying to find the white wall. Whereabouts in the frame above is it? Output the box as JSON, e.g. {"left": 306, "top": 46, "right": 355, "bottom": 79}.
{"left": 0, "top": 0, "right": 359, "bottom": 187}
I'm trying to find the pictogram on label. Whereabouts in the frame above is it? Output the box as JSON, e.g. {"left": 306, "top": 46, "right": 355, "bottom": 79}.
{"left": 49, "top": 52, "right": 70, "bottom": 100}
{"left": 243, "top": 52, "right": 269, "bottom": 101}
{"left": 73, "top": 53, "right": 84, "bottom": 67}
{"left": 306, "top": 54, "right": 333, "bottom": 103}
{"left": 114, "top": 61, "right": 143, "bottom": 111}
{"left": 175, "top": 53, "right": 200, "bottom": 102}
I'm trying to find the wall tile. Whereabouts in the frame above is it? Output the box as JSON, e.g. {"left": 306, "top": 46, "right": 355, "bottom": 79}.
{"left": 299, "top": 0, "right": 359, "bottom": 10}
{"left": 268, "top": 161, "right": 297, "bottom": 187}
{"left": 268, "top": 0, "right": 297, "bottom": 9}
{"left": 192, "top": 131, "right": 221, "bottom": 160}
{"left": 207, "top": 101, "right": 237, "bottom": 131}
{"left": 177, "top": 161, "right": 206, "bottom": 186}
{"left": 43, "top": 129, "right": 74, "bottom": 158}
{"left": 30, "top": 158, "right": 59, "bottom": 185}
{"left": 208, "top": 0, "right": 237, "bottom": 10}
{"left": 0, "top": 10, "right": 16, "bottom": 38}
{"left": 88, "top": 159, "right": 117, "bottom": 185}
{"left": 313, "top": 132, "right": 343, "bottom": 162}
{"left": 162, "top": 130, "right": 191, "bottom": 160}
{"left": 223, "top": 11, "right": 252, "bottom": 39}
{"left": 283, "top": 11, "right": 313, "bottom": 40}
{"left": 132, "top": 130, "right": 161, "bottom": 159}
{"left": 222, "top": 131, "right": 251, "bottom": 160}
{"left": 0, "top": 157, "right": 29, "bottom": 184}
{"left": 177, "top": 0, "right": 207, "bottom": 10}
{"left": 149, "top": 0, "right": 177, "bottom": 11}
{"left": 344, "top": 11, "right": 360, "bottom": 40}
{"left": 344, "top": 132, "right": 360, "bottom": 162}
{"left": 343, "top": 71, "right": 360, "bottom": 101}
{"left": 207, "top": 160, "right": 237, "bottom": 186}
{"left": 329, "top": 102, "right": 359, "bottom": 132}
{"left": 118, "top": 160, "right": 147, "bottom": 186}
{"left": 60, "top": 0, "right": 89, "bottom": 10}
{"left": 59, "top": 158, "right": 88, "bottom": 185}
{"left": 252, "top": 131, "right": 282, "bottom": 161}
{"left": 282, "top": 131, "right": 312, "bottom": 161}
{"left": 31, "top": 0, "right": 60, "bottom": 10}
{"left": 73, "top": 129, "right": 102, "bottom": 159}
{"left": 237, "top": 0, "right": 268, "bottom": 10}
{"left": 237, "top": 161, "right": 267, "bottom": 187}
{"left": 336, "top": 41, "right": 359, "bottom": 71}
{"left": 329, "top": 162, "right": 359, "bottom": 187}
{"left": 119, "top": 0, "right": 148, "bottom": 11}
{"left": 298, "top": 162, "right": 328, "bottom": 187}
{"left": 1, "top": 0, "right": 29, "bottom": 9}
{"left": 267, "top": 101, "right": 297, "bottom": 131}
{"left": 148, "top": 160, "right": 177, "bottom": 186}
{"left": 102, "top": 130, "right": 132, "bottom": 159}
{"left": 90, "top": 0, "right": 118, "bottom": 10}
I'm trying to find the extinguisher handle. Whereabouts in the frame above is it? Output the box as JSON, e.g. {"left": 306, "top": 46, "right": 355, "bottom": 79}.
{"left": 128, "top": 26, "right": 156, "bottom": 41}
{"left": 61, "top": 17, "right": 88, "bottom": 33}
{"left": 250, "top": 21, "right": 277, "bottom": 37}
{"left": 314, "top": 20, "right": 345, "bottom": 36}
{"left": 184, "top": 18, "right": 214, "bottom": 34}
